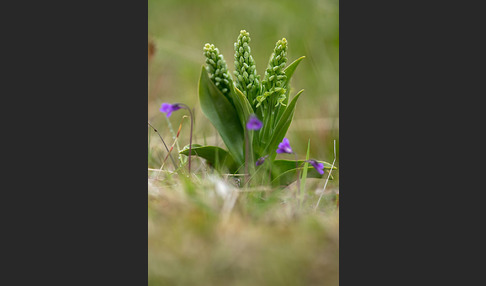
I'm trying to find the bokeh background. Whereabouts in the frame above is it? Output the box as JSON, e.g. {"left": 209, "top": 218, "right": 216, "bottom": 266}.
{"left": 148, "top": 0, "right": 338, "bottom": 171}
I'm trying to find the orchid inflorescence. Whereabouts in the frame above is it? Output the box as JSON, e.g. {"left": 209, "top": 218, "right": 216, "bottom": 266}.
{"left": 203, "top": 43, "right": 234, "bottom": 105}
{"left": 234, "top": 30, "right": 260, "bottom": 103}
{"left": 258, "top": 38, "right": 288, "bottom": 108}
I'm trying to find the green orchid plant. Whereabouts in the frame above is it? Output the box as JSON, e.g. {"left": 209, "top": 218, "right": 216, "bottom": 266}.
{"left": 171, "top": 30, "right": 335, "bottom": 186}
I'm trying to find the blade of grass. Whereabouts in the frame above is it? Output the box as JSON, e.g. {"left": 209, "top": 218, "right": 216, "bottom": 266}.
{"left": 299, "top": 139, "right": 311, "bottom": 209}
{"left": 165, "top": 115, "right": 183, "bottom": 162}
{"left": 163, "top": 115, "right": 187, "bottom": 166}
{"left": 147, "top": 121, "right": 177, "bottom": 170}
{"left": 314, "top": 140, "right": 337, "bottom": 212}
{"left": 159, "top": 115, "right": 190, "bottom": 178}
{"left": 148, "top": 126, "right": 152, "bottom": 165}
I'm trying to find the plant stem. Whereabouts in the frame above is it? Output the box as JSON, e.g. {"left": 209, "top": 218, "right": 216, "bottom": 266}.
{"left": 314, "top": 140, "right": 337, "bottom": 212}
{"left": 294, "top": 152, "right": 300, "bottom": 205}
{"left": 244, "top": 128, "right": 249, "bottom": 187}
{"left": 177, "top": 103, "right": 194, "bottom": 174}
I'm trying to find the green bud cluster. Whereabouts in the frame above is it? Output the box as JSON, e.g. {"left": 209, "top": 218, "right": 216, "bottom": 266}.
{"left": 258, "top": 38, "right": 288, "bottom": 108}
{"left": 233, "top": 30, "right": 260, "bottom": 102}
{"left": 203, "top": 43, "right": 233, "bottom": 97}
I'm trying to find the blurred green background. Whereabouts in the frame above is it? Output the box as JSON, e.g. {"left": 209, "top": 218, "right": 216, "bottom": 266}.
{"left": 148, "top": 0, "right": 339, "bottom": 169}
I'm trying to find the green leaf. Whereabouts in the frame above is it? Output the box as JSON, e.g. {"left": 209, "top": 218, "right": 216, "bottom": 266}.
{"left": 274, "top": 56, "right": 306, "bottom": 122}
{"left": 264, "top": 89, "right": 304, "bottom": 160}
{"left": 271, "top": 159, "right": 337, "bottom": 187}
{"left": 300, "top": 139, "right": 311, "bottom": 208}
{"left": 273, "top": 159, "right": 337, "bottom": 171}
{"left": 180, "top": 144, "right": 239, "bottom": 173}
{"left": 283, "top": 56, "right": 305, "bottom": 88}
{"left": 231, "top": 86, "right": 255, "bottom": 130}
{"left": 198, "top": 66, "right": 245, "bottom": 165}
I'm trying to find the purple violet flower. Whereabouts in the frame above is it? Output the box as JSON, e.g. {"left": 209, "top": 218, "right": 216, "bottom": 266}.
{"left": 307, "top": 160, "right": 325, "bottom": 175}
{"left": 276, "top": 138, "right": 293, "bottom": 154}
{"left": 246, "top": 114, "right": 263, "bottom": 130}
{"left": 255, "top": 155, "right": 269, "bottom": 166}
{"left": 160, "top": 103, "right": 182, "bottom": 117}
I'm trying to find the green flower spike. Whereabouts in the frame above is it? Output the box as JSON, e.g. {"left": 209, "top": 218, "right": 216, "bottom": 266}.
{"left": 203, "top": 43, "right": 234, "bottom": 103}
{"left": 258, "top": 38, "right": 288, "bottom": 108}
{"left": 234, "top": 30, "right": 260, "bottom": 103}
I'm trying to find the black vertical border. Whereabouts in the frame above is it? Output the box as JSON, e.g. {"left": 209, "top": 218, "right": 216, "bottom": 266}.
{"left": 11, "top": 1, "right": 151, "bottom": 284}
{"left": 340, "top": 1, "right": 486, "bottom": 285}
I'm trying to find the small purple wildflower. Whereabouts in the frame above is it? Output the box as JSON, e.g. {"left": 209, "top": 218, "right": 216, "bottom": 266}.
{"left": 255, "top": 155, "right": 269, "bottom": 166}
{"left": 276, "top": 138, "right": 293, "bottom": 154}
{"left": 160, "top": 103, "right": 182, "bottom": 117}
{"left": 307, "top": 159, "right": 325, "bottom": 175}
{"left": 246, "top": 114, "right": 263, "bottom": 130}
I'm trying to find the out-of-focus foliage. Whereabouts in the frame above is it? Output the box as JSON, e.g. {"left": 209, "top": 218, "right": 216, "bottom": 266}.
{"left": 148, "top": 174, "right": 339, "bottom": 286}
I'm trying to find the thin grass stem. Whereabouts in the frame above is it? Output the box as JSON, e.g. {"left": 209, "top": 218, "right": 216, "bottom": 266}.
{"left": 314, "top": 140, "right": 337, "bottom": 212}
{"left": 177, "top": 103, "right": 194, "bottom": 174}
{"left": 147, "top": 121, "right": 177, "bottom": 170}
